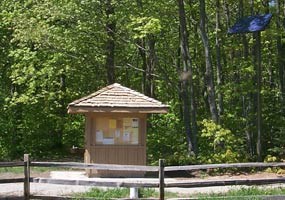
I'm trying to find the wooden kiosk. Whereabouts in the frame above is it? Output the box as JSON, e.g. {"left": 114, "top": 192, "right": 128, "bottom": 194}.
{"left": 67, "top": 83, "right": 169, "bottom": 177}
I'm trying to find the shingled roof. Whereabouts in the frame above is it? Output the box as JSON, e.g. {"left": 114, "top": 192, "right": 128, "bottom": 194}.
{"left": 67, "top": 83, "right": 169, "bottom": 113}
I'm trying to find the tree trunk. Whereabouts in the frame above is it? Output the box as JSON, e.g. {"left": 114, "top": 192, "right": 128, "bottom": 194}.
{"left": 199, "top": 0, "right": 219, "bottom": 123}
{"left": 178, "top": 0, "right": 197, "bottom": 154}
{"left": 136, "top": 0, "right": 156, "bottom": 97}
{"left": 176, "top": 45, "right": 184, "bottom": 120}
{"left": 137, "top": 38, "right": 148, "bottom": 94}
{"left": 146, "top": 35, "right": 156, "bottom": 97}
{"left": 215, "top": 0, "right": 223, "bottom": 122}
{"left": 105, "top": 0, "right": 116, "bottom": 84}
{"left": 250, "top": 0, "right": 255, "bottom": 15}
{"left": 276, "top": 0, "right": 285, "bottom": 116}
{"left": 54, "top": 73, "right": 66, "bottom": 148}
{"left": 223, "top": 1, "right": 230, "bottom": 30}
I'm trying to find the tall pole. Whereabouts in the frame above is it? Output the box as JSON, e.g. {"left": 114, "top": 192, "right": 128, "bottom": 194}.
{"left": 228, "top": 14, "right": 272, "bottom": 161}
{"left": 255, "top": 31, "right": 262, "bottom": 162}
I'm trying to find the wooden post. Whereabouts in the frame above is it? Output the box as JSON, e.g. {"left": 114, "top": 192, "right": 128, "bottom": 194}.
{"left": 24, "top": 154, "right": 30, "bottom": 200}
{"left": 159, "top": 159, "right": 165, "bottom": 200}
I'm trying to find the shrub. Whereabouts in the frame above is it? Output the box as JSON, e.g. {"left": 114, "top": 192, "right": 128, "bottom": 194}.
{"left": 198, "top": 119, "right": 244, "bottom": 164}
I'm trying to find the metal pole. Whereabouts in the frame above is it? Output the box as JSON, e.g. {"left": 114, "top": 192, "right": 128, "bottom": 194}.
{"left": 255, "top": 31, "right": 262, "bottom": 162}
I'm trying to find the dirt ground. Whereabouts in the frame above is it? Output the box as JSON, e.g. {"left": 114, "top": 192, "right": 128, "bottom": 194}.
{"left": 0, "top": 171, "right": 50, "bottom": 179}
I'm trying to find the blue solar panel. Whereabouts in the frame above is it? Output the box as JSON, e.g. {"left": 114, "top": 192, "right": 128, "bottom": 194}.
{"left": 228, "top": 14, "right": 272, "bottom": 34}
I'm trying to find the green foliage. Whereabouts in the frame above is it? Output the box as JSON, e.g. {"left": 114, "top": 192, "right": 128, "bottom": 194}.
{"left": 147, "top": 113, "right": 193, "bottom": 166}
{"left": 128, "top": 16, "right": 162, "bottom": 39}
{"left": 264, "top": 155, "right": 278, "bottom": 162}
{"left": 62, "top": 116, "right": 84, "bottom": 148}
{"left": 198, "top": 120, "right": 244, "bottom": 163}
{"left": 0, "top": 0, "right": 284, "bottom": 164}
{"left": 0, "top": 0, "right": 102, "bottom": 159}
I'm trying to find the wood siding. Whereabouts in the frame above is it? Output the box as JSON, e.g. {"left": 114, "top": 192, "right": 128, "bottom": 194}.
{"left": 84, "top": 113, "right": 147, "bottom": 177}
{"left": 90, "top": 146, "right": 146, "bottom": 165}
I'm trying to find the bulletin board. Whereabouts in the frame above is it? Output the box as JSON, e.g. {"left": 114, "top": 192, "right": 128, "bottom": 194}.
{"left": 95, "top": 117, "right": 139, "bottom": 145}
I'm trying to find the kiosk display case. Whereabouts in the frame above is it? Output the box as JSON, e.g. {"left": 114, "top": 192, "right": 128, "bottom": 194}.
{"left": 68, "top": 83, "right": 169, "bottom": 177}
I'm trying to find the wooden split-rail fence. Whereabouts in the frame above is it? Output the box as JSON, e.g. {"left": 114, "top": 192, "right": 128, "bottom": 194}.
{"left": 1, "top": 154, "right": 285, "bottom": 199}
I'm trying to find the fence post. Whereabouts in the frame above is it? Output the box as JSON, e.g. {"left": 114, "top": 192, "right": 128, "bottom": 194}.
{"left": 159, "top": 159, "right": 165, "bottom": 200}
{"left": 24, "top": 154, "right": 30, "bottom": 200}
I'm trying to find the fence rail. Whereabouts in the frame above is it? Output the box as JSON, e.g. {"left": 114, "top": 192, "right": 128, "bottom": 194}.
{"left": 0, "top": 178, "right": 24, "bottom": 184}
{"left": 32, "top": 177, "right": 159, "bottom": 188}
{"left": 165, "top": 177, "right": 285, "bottom": 188}
{"left": 0, "top": 154, "right": 285, "bottom": 200}
{"left": 164, "top": 162, "right": 285, "bottom": 171}
{"left": 0, "top": 162, "right": 24, "bottom": 167}
{"left": 31, "top": 161, "right": 158, "bottom": 172}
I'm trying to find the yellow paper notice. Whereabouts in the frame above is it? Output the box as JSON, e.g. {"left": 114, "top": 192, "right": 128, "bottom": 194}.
{"left": 109, "top": 119, "right": 117, "bottom": 129}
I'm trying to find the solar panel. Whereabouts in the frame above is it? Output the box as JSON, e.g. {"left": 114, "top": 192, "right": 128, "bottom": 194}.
{"left": 228, "top": 14, "right": 272, "bottom": 34}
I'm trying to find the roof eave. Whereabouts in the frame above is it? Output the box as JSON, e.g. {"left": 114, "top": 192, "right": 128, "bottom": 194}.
{"left": 67, "top": 105, "right": 169, "bottom": 114}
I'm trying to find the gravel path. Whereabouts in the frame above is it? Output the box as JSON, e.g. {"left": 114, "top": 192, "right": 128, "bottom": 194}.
{"left": 0, "top": 171, "right": 284, "bottom": 197}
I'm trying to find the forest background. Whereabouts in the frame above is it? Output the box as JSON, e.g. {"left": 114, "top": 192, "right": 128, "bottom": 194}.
{"left": 0, "top": 0, "right": 284, "bottom": 165}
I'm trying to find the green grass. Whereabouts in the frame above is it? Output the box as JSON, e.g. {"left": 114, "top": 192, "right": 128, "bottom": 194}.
{"left": 76, "top": 186, "right": 285, "bottom": 199}
{"left": 195, "top": 186, "right": 285, "bottom": 199}
{"left": 0, "top": 167, "right": 23, "bottom": 174}
{"left": 76, "top": 188, "right": 179, "bottom": 199}
{"left": 76, "top": 188, "right": 130, "bottom": 199}
{"left": 0, "top": 166, "right": 72, "bottom": 174}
